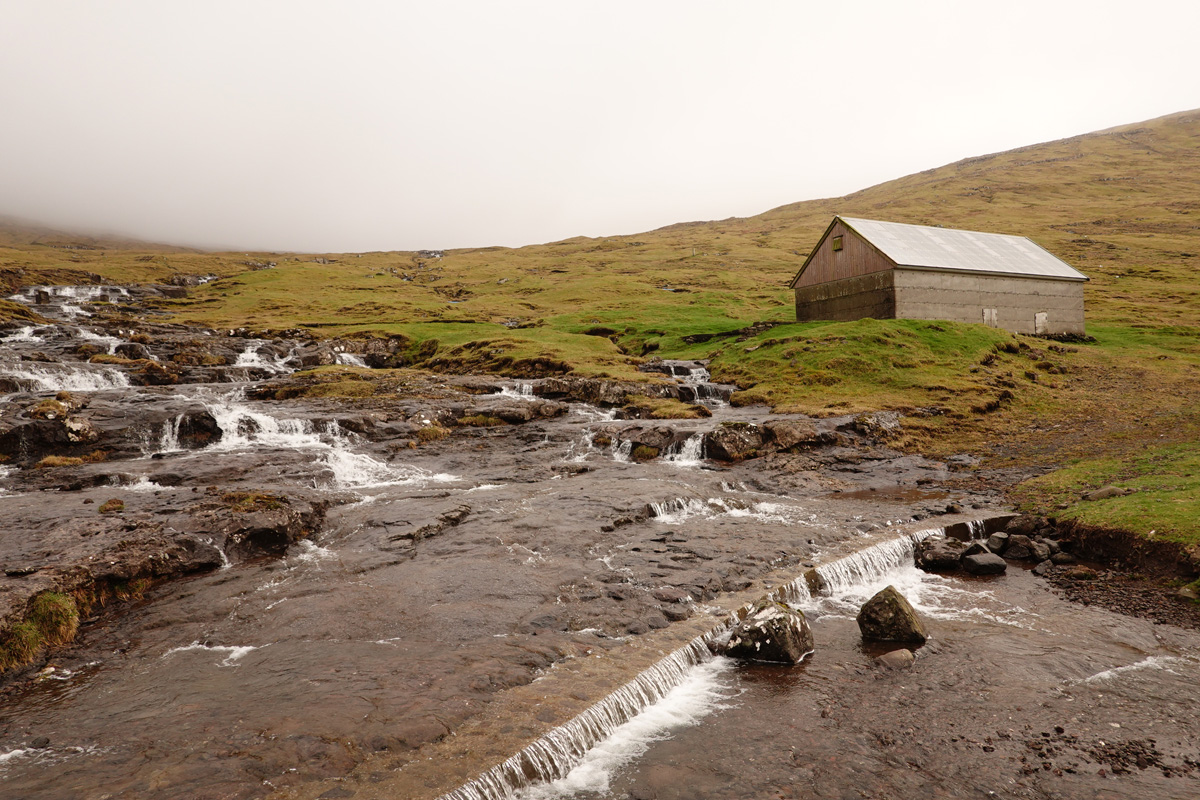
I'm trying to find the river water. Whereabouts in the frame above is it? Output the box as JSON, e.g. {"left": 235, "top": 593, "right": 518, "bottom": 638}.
{"left": 1, "top": 291, "right": 1198, "bottom": 800}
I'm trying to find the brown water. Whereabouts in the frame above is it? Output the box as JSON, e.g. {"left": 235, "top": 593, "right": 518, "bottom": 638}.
{"left": 3, "top": 311, "right": 1198, "bottom": 800}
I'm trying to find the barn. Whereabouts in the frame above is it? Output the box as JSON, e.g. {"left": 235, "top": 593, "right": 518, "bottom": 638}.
{"left": 789, "top": 216, "right": 1088, "bottom": 335}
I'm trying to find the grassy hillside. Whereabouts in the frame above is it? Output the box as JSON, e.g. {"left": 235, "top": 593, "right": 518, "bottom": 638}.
{"left": 2, "top": 110, "right": 1199, "bottom": 543}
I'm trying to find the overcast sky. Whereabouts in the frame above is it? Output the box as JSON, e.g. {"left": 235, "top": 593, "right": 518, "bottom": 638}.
{"left": 1, "top": 1, "right": 1197, "bottom": 253}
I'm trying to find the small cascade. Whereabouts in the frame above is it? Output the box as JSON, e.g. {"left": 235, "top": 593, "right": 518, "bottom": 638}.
{"left": 233, "top": 341, "right": 292, "bottom": 373}
{"left": 499, "top": 382, "right": 536, "bottom": 400}
{"left": 662, "top": 433, "right": 705, "bottom": 467}
{"left": 0, "top": 326, "right": 44, "bottom": 343}
{"left": 334, "top": 352, "right": 368, "bottom": 368}
{"left": 611, "top": 439, "right": 633, "bottom": 463}
{"left": 809, "top": 528, "right": 938, "bottom": 596}
{"left": 437, "top": 638, "right": 720, "bottom": 800}
{"left": 158, "top": 416, "right": 184, "bottom": 453}
{"left": 439, "top": 518, "right": 1008, "bottom": 800}
{"left": 564, "top": 430, "right": 596, "bottom": 463}
{"left": 0, "top": 363, "right": 131, "bottom": 393}
{"left": 648, "top": 497, "right": 714, "bottom": 524}
{"left": 202, "top": 393, "right": 457, "bottom": 489}
{"left": 76, "top": 327, "right": 122, "bottom": 354}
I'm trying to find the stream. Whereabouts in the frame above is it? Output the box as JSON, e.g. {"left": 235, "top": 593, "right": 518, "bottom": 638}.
{"left": 1, "top": 289, "right": 1198, "bottom": 799}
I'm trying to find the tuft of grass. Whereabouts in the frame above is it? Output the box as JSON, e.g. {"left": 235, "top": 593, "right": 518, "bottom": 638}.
{"left": 221, "top": 491, "right": 285, "bottom": 513}
{"left": 416, "top": 425, "right": 450, "bottom": 442}
{"left": 98, "top": 498, "right": 125, "bottom": 513}
{"left": 0, "top": 592, "right": 80, "bottom": 673}
{"left": 631, "top": 445, "right": 660, "bottom": 461}
{"left": 622, "top": 395, "right": 711, "bottom": 419}
{"left": 37, "top": 455, "right": 84, "bottom": 469}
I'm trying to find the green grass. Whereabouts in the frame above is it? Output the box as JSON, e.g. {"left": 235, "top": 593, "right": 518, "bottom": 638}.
{"left": 1010, "top": 445, "right": 1200, "bottom": 546}
{"left": 3, "top": 110, "right": 1200, "bottom": 546}
{"left": 0, "top": 592, "right": 80, "bottom": 673}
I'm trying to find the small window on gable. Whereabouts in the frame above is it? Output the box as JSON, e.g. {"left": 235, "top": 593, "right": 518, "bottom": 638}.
{"left": 831, "top": 235, "right": 843, "bottom": 252}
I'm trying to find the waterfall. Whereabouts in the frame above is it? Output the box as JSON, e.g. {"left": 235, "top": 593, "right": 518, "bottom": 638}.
{"left": 1, "top": 326, "right": 43, "bottom": 343}
{"left": 437, "top": 638, "right": 720, "bottom": 800}
{"left": 158, "top": 416, "right": 183, "bottom": 453}
{"left": 201, "top": 393, "right": 457, "bottom": 489}
{"left": 0, "top": 363, "right": 131, "bottom": 392}
{"left": 437, "top": 519, "right": 1005, "bottom": 800}
{"left": 662, "top": 434, "right": 705, "bottom": 467}
{"left": 335, "top": 352, "right": 368, "bottom": 367}
{"left": 233, "top": 341, "right": 292, "bottom": 372}
{"left": 499, "top": 382, "right": 536, "bottom": 400}
{"left": 611, "top": 439, "right": 633, "bottom": 463}
{"left": 77, "top": 327, "right": 122, "bottom": 354}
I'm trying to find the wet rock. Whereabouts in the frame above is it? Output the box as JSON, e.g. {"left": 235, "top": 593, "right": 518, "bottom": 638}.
{"left": 29, "top": 736, "right": 50, "bottom": 749}
{"left": 961, "top": 541, "right": 991, "bottom": 558}
{"left": 762, "top": 420, "right": 822, "bottom": 451}
{"left": 175, "top": 408, "right": 223, "bottom": 449}
{"left": 1032, "top": 560, "right": 1053, "bottom": 577}
{"left": 857, "top": 585, "right": 928, "bottom": 644}
{"left": 874, "top": 649, "right": 915, "bottom": 670}
{"left": 914, "top": 536, "right": 966, "bottom": 572}
{"left": 1004, "top": 515, "right": 1041, "bottom": 537}
{"left": 1050, "top": 551, "right": 1077, "bottom": 565}
{"left": 986, "top": 531, "right": 1010, "bottom": 554}
{"left": 704, "top": 422, "right": 764, "bottom": 462}
{"left": 962, "top": 552, "right": 1007, "bottom": 575}
{"left": 1004, "top": 534, "right": 1036, "bottom": 560}
{"left": 115, "top": 342, "right": 151, "bottom": 360}
{"left": 720, "top": 599, "right": 814, "bottom": 664}
{"left": 1030, "top": 541, "right": 1052, "bottom": 562}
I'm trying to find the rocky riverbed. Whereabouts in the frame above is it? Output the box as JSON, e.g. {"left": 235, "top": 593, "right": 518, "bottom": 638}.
{"left": 1, "top": 285, "right": 1198, "bottom": 800}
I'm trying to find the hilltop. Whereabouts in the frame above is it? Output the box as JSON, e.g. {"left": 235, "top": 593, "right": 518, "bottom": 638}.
{"left": 2, "top": 110, "right": 1199, "bottom": 553}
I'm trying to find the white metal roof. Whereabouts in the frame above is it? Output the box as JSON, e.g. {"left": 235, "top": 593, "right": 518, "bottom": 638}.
{"left": 839, "top": 217, "right": 1088, "bottom": 281}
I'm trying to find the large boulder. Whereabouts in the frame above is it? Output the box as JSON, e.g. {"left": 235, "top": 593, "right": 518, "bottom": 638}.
{"left": 857, "top": 585, "right": 928, "bottom": 644}
{"left": 721, "top": 599, "right": 814, "bottom": 664}
{"left": 704, "top": 422, "right": 764, "bottom": 462}
{"left": 1003, "top": 534, "right": 1036, "bottom": 560}
{"left": 914, "top": 536, "right": 966, "bottom": 572}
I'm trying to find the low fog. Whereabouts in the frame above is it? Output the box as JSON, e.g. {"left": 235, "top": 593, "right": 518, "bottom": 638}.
{"left": 1, "top": 1, "right": 1197, "bottom": 253}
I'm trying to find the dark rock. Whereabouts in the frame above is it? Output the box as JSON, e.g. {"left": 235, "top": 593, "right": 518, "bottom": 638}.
{"left": 703, "top": 422, "right": 764, "bottom": 462}
{"left": 762, "top": 420, "right": 821, "bottom": 451}
{"left": 721, "top": 599, "right": 813, "bottom": 664}
{"left": 1004, "top": 534, "right": 1036, "bottom": 561}
{"left": 1005, "top": 515, "right": 1041, "bottom": 537}
{"left": 1032, "top": 560, "right": 1053, "bottom": 577}
{"left": 857, "top": 585, "right": 928, "bottom": 644}
{"left": 874, "top": 649, "right": 915, "bottom": 670}
{"left": 962, "top": 552, "right": 1007, "bottom": 575}
{"left": 30, "top": 736, "right": 50, "bottom": 749}
{"left": 1030, "top": 541, "right": 1052, "bottom": 562}
{"left": 986, "top": 532, "right": 1009, "bottom": 554}
{"left": 914, "top": 537, "right": 966, "bottom": 572}
{"left": 1050, "top": 551, "right": 1077, "bottom": 565}
{"left": 115, "top": 342, "right": 151, "bottom": 360}
{"left": 961, "top": 541, "right": 991, "bottom": 558}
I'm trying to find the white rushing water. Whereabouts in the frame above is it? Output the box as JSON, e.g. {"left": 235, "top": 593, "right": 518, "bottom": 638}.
{"left": 649, "top": 496, "right": 814, "bottom": 527}
{"left": 161, "top": 642, "right": 261, "bottom": 668}
{"left": 76, "top": 327, "right": 122, "bottom": 354}
{"left": 0, "top": 363, "right": 131, "bottom": 392}
{"left": 233, "top": 341, "right": 293, "bottom": 373}
{"left": 334, "top": 352, "right": 368, "bottom": 367}
{"left": 514, "top": 657, "right": 735, "bottom": 799}
{"left": 661, "top": 434, "right": 705, "bottom": 467}
{"left": 437, "top": 638, "right": 720, "bottom": 800}
{"left": 0, "top": 326, "right": 44, "bottom": 343}
{"left": 203, "top": 393, "right": 457, "bottom": 490}
{"left": 1079, "top": 655, "right": 1198, "bottom": 685}
{"left": 499, "top": 382, "right": 536, "bottom": 400}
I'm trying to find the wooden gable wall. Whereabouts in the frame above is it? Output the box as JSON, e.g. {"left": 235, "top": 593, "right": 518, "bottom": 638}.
{"left": 792, "top": 218, "right": 896, "bottom": 290}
